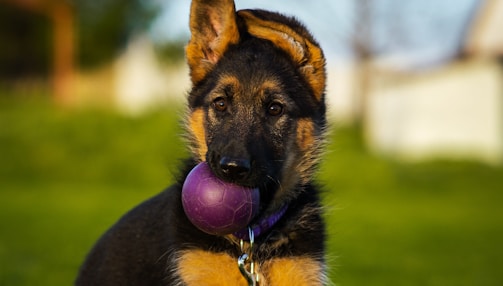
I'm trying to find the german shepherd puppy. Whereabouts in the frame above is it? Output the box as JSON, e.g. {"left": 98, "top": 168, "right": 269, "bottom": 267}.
{"left": 76, "top": 0, "right": 328, "bottom": 285}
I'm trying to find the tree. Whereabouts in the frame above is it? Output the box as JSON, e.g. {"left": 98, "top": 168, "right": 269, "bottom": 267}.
{"left": 74, "top": 0, "right": 161, "bottom": 69}
{"left": 0, "top": 3, "right": 52, "bottom": 80}
{"left": 348, "top": 0, "right": 411, "bottom": 125}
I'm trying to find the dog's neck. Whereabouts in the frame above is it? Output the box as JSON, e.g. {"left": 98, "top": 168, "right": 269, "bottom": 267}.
{"left": 233, "top": 204, "right": 288, "bottom": 240}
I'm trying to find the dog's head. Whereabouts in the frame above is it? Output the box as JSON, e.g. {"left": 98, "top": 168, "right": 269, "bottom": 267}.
{"left": 185, "top": 0, "right": 327, "bottom": 212}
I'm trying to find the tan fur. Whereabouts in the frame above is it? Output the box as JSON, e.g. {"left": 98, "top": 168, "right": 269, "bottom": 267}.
{"left": 188, "top": 108, "right": 207, "bottom": 162}
{"left": 186, "top": 0, "right": 241, "bottom": 84}
{"left": 296, "top": 118, "right": 326, "bottom": 185}
{"left": 262, "top": 257, "right": 326, "bottom": 286}
{"left": 215, "top": 75, "right": 242, "bottom": 93}
{"left": 177, "top": 250, "right": 248, "bottom": 286}
{"left": 217, "top": 76, "right": 284, "bottom": 103}
{"left": 238, "top": 10, "right": 326, "bottom": 101}
{"left": 277, "top": 118, "right": 323, "bottom": 200}
{"left": 258, "top": 79, "right": 284, "bottom": 98}
{"left": 177, "top": 250, "right": 325, "bottom": 286}
{"left": 296, "top": 118, "right": 316, "bottom": 152}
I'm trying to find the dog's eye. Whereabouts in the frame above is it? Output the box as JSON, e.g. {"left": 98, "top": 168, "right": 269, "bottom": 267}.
{"left": 267, "top": 102, "right": 284, "bottom": 116}
{"left": 213, "top": 97, "right": 227, "bottom": 112}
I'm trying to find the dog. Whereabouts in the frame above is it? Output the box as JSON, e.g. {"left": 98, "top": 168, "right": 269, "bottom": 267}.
{"left": 76, "top": 0, "right": 328, "bottom": 285}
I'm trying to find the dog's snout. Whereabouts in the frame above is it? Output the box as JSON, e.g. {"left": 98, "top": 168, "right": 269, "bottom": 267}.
{"left": 219, "top": 157, "right": 251, "bottom": 181}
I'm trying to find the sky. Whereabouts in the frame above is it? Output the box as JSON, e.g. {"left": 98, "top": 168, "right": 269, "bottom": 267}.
{"left": 150, "top": 0, "right": 481, "bottom": 69}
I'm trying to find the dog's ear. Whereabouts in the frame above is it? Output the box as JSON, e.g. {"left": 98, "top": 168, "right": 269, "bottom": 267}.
{"left": 186, "top": 0, "right": 240, "bottom": 85}
{"left": 238, "top": 10, "right": 326, "bottom": 101}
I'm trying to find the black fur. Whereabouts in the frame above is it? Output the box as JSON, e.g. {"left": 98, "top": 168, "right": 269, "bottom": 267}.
{"left": 76, "top": 180, "right": 325, "bottom": 285}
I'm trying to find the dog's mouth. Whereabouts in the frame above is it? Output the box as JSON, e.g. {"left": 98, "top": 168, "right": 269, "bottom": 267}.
{"left": 205, "top": 154, "right": 282, "bottom": 212}
{"left": 206, "top": 152, "right": 261, "bottom": 188}
{"left": 182, "top": 154, "right": 288, "bottom": 239}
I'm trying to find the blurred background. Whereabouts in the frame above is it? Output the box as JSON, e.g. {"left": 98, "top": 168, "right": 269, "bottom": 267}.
{"left": 0, "top": 0, "right": 502, "bottom": 285}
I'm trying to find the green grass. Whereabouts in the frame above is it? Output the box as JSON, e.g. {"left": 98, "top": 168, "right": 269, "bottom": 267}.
{"left": 1, "top": 97, "right": 502, "bottom": 285}
{"left": 320, "top": 129, "right": 503, "bottom": 285}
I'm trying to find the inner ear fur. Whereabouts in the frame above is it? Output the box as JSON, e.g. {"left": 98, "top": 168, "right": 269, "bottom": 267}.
{"left": 238, "top": 10, "right": 326, "bottom": 101}
{"left": 186, "top": 0, "right": 240, "bottom": 84}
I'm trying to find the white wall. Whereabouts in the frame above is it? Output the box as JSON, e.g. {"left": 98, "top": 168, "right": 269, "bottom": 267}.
{"left": 114, "top": 36, "right": 190, "bottom": 115}
{"left": 366, "top": 59, "right": 503, "bottom": 164}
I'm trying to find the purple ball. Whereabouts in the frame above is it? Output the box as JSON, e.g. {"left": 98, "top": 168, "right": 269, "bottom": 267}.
{"left": 181, "top": 162, "right": 260, "bottom": 235}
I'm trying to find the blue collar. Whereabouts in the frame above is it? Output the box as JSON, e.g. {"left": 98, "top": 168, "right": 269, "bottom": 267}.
{"left": 233, "top": 204, "right": 288, "bottom": 240}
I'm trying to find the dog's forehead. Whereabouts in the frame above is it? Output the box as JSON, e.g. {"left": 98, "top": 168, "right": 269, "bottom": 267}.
{"left": 212, "top": 45, "right": 297, "bottom": 96}
{"left": 215, "top": 74, "right": 284, "bottom": 99}
{"left": 223, "top": 38, "right": 295, "bottom": 74}
{"left": 209, "top": 75, "right": 292, "bottom": 108}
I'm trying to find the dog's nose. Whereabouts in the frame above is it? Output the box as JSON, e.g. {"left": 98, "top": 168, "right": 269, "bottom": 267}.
{"left": 219, "top": 157, "right": 251, "bottom": 181}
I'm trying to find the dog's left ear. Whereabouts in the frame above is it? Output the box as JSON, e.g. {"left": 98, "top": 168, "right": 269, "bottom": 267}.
{"left": 238, "top": 10, "right": 326, "bottom": 101}
{"left": 186, "top": 0, "right": 240, "bottom": 85}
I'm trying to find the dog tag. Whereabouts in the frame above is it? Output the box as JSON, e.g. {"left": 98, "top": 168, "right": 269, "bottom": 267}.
{"left": 238, "top": 253, "right": 257, "bottom": 286}
{"left": 238, "top": 228, "right": 258, "bottom": 286}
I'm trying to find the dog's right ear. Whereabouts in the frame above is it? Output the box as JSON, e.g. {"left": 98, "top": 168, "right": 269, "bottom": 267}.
{"left": 186, "top": 0, "right": 240, "bottom": 85}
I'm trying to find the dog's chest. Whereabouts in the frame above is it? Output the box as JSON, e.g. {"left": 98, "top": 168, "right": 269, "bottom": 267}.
{"left": 175, "top": 249, "right": 325, "bottom": 286}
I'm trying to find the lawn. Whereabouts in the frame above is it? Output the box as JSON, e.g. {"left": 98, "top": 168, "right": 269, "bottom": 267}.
{"left": 0, "top": 97, "right": 502, "bottom": 285}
